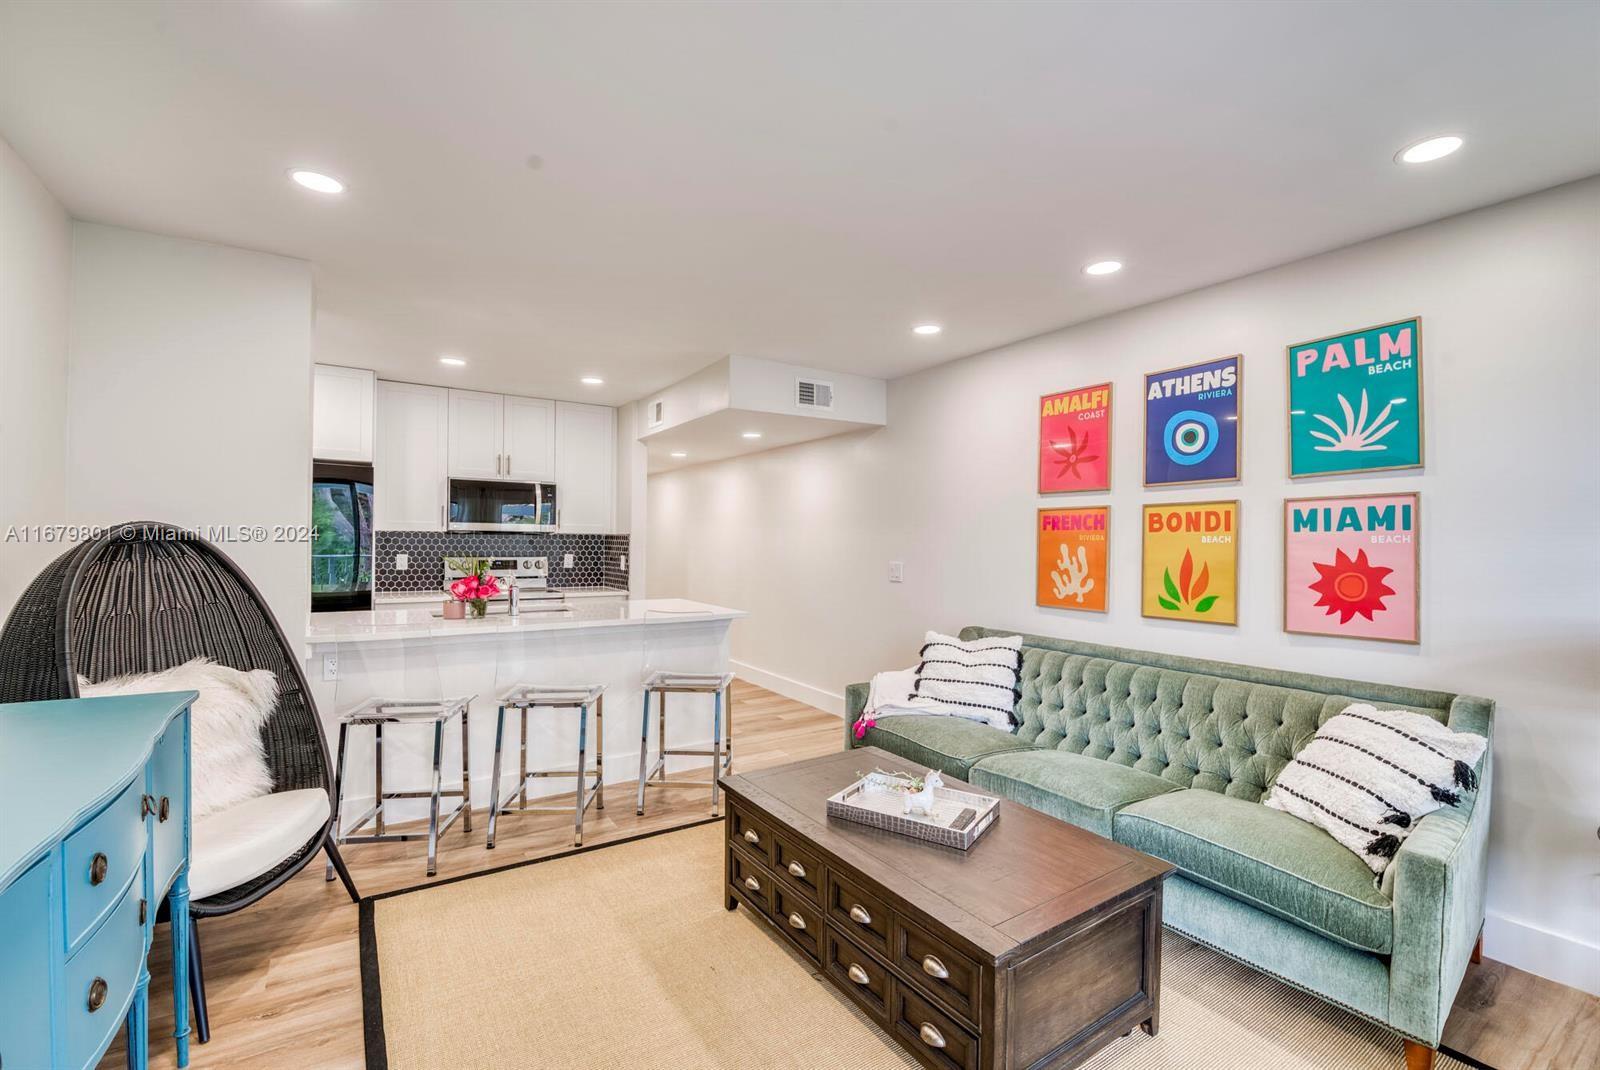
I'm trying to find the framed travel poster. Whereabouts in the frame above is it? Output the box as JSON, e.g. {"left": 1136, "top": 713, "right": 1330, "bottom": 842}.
{"left": 1284, "top": 492, "right": 1420, "bottom": 644}
{"left": 1037, "top": 507, "right": 1108, "bottom": 612}
{"left": 1287, "top": 318, "right": 1423, "bottom": 478}
{"left": 1141, "top": 501, "right": 1239, "bottom": 625}
{"left": 1038, "top": 383, "right": 1112, "bottom": 494}
{"left": 1144, "top": 355, "right": 1241, "bottom": 486}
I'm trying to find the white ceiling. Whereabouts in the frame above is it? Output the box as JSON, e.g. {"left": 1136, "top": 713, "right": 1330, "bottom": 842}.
{"left": 2, "top": 2, "right": 1596, "bottom": 406}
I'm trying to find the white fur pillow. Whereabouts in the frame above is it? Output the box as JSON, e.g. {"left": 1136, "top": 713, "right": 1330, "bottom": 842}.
{"left": 79, "top": 658, "right": 279, "bottom": 819}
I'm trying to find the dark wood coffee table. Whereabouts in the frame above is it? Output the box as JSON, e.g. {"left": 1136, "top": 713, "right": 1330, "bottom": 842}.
{"left": 720, "top": 747, "right": 1175, "bottom": 1070}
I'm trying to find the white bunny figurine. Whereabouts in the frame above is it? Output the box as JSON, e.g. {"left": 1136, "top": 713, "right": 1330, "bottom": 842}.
{"left": 904, "top": 770, "right": 943, "bottom": 817}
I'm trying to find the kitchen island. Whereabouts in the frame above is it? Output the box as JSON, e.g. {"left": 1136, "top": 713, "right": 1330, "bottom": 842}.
{"left": 303, "top": 598, "right": 745, "bottom": 826}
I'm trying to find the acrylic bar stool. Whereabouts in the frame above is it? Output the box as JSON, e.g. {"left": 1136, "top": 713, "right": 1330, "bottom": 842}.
{"left": 488, "top": 683, "right": 606, "bottom": 848}
{"left": 327, "top": 696, "right": 473, "bottom": 878}
{"left": 635, "top": 670, "right": 736, "bottom": 817}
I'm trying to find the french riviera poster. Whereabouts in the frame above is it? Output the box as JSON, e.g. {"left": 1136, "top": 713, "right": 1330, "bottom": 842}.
{"left": 1141, "top": 501, "right": 1239, "bottom": 625}
{"left": 1037, "top": 507, "right": 1108, "bottom": 612}
{"left": 1038, "top": 383, "right": 1111, "bottom": 493}
{"left": 1287, "top": 318, "right": 1422, "bottom": 478}
{"left": 1284, "top": 492, "right": 1419, "bottom": 643}
{"left": 1144, "top": 355, "right": 1241, "bottom": 486}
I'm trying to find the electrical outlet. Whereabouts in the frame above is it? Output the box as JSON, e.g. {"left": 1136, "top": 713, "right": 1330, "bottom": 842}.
{"left": 563, "top": 553, "right": 575, "bottom": 568}
{"left": 395, "top": 553, "right": 409, "bottom": 571}
{"left": 888, "top": 561, "right": 904, "bottom": 583}
{"left": 322, "top": 653, "right": 339, "bottom": 681}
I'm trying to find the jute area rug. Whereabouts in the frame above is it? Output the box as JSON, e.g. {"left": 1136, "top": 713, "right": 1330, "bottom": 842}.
{"left": 360, "top": 821, "right": 1476, "bottom": 1070}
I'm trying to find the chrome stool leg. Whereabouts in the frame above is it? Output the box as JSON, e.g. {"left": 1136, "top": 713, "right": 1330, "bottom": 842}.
{"left": 636, "top": 687, "right": 651, "bottom": 815}
{"left": 460, "top": 701, "right": 473, "bottom": 834}
{"left": 710, "top": 687, "right": 723, "bottom": 817}
{"left": 373, "top": 721, "right": 385, "bottom": 836}
{"left": 574, "top": 702, "right": 589, "bottom": 846}
{"left": 595, "top": 694, "right": 605, "bottom": 811}
{"left": 426, "top": 719, "right": 444, "bottom": 876}
{"left": 487, "top": 704, "right": 506, "bottom": 849}
{"left": 518, "top": 707, "right": 529, "bottom": 810}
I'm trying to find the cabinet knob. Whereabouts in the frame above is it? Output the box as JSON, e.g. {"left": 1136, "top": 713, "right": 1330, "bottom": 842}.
{"left": 159, "top": 796, "right": 171, "bottom": 822}
{"left": 848, "top": 904, "right": 872, "bottom": 926}
{"left": 743, "top": 876, "right": 760, "bottom": 892}
{"left": 846, "top": 963, "right": 869, "bottom": 986}
{"left": 787, "top": 912, "right": 806, "bottom": 931}
{"left": 89, "top": 853, "right": 108, "bottom": 886}
{"left": 919, "top": 1023, "right": 946, "bottom": 1050}
{"left": 922, "top": 955, "right": 949, "bottom": 980}
{"left": 742, "top": 829, "right": 760, "bottom": 845}
{"left": 786, "top": 861, "right": 806, "bottom": 879}
{"left": 139, "top": 899, "right": 148, "bottom": 926}
{"left": 140, "top": 794, "right": 154, "bottom": 819}
{"left": 87, "top": 977, "right": 108, "bottom": 1013}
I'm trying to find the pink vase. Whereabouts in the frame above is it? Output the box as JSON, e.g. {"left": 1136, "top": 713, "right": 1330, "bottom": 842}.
{"left": 442, "top": 600, "right": 465, "bottom": 620}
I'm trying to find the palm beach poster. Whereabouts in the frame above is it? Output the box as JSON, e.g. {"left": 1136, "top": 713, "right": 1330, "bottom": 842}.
{"left": 1037, "top": 507, "right": 1108, "bottom": 612}
{"left": 1141, "top": 501, "right": 1238, "bottom": 625}
{"left": 1038, "top": 384, "right": 1111, "bottom": 493}
{"left": 1284, "top": 492, "right": 1419, "bottom": 644}
{"left": 1287, "top": 318, "right": 1422, "bottom": 477}
{"left": 1143, "top": 355, "right": 1241, "bottom": 486}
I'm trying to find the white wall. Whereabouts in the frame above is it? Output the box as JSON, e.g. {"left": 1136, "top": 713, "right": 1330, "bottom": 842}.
{"left": 649, "top": 177, "right": 1600, "bottom": 994}
{"left": 0, "top": 136, "right": 70, "bottom": 615}
{"left": 67, "top": 223, "right": 314, "bottom": 633}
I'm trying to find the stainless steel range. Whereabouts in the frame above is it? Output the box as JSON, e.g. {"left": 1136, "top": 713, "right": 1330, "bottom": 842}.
{"left": 442, "top": 557, "right": 560, "bottom": 602}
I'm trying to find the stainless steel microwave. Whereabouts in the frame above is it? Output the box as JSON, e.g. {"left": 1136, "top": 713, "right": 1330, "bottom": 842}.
{"left": 447, "top": 479, "right": 558, "bottom": 531}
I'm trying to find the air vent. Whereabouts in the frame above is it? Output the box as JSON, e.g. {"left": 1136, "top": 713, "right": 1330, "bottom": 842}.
{"left": 795, "top": 378, "right": 834, "bottom": 412}
{"left": 648, "top": 399, "right": 665, "bottom": 427}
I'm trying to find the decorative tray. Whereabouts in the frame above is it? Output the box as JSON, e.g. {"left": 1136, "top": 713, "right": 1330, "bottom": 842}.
{"left": 825, "top": 772, "right": 999, "bottom": 851}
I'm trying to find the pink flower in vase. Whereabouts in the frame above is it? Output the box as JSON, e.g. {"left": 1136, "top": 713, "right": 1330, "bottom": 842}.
{"left": 477, "top": 575, "right": 502, "bottom": 598}
{"left": 853, "top": 716, "right": 876, "bottom": 741}
{"left": 449, "top": 578, "right": 472, "bottom": 600}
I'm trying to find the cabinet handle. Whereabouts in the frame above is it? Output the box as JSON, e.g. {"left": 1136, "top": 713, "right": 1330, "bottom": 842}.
{"left": 506, "top": 453, "right": 511, "bottom": 472}
{"left": 139, "top": 899, "right": 148, "bottom": 926}
{"left": 787, "top": 911, "right": 807, "bottom": 931}
{"left": 922, "top": 955, "right": 949, "bottom": 980}
{"left": 89, "top": 853, "right": 108, "bottom": 886}
{"left": 743, "top": 876, "right": 760, "bottom": 892}
{"left": 743, "top": 829, "right": 760, "bottom": 846}
{"left": 140, "top": 794, "right": 153, "bottom": 819}
{"left": 159, "top": 796, "right": 171, "bottom": 822}
{"left": 848, "top": 904, "right": 872, "bottom": 926}
{"left": 846, "top": 963, "right": 869, "bottom": 985}
{"left": 87, "top": 977, "right": 108, "bottom": 1013}
{"left": 918, "top": 1023, "right": 946, "bottom": 1050}
{"left": 787, "top": 861, "right": 806, "bottom": 879}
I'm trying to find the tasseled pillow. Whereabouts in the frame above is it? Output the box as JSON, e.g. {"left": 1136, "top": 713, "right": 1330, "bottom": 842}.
{"left": 1265, "top": 702, "right": 1488, "bottom": 879}
{"left": 909, "top": 632, "right": 1023, "bottom": 731}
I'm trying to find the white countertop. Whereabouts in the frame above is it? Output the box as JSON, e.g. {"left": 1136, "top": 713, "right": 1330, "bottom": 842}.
{"left": 306, "top": 598, "right": 744, "bottom": 644}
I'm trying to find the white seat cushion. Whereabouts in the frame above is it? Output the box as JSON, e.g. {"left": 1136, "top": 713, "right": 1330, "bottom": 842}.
{"left": 189, "top": 789, "right": 330, "bottom": 901}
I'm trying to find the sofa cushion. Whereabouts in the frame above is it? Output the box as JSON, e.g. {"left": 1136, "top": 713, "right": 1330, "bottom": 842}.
{"left": 859, "top": 715, "right": 1035, "bottom": 779}
{"left": 969, "top": 750, "right": 1179, "bottom": 838}
{"left": 1113, "top": 789, "right": 1392, "bottom": 954}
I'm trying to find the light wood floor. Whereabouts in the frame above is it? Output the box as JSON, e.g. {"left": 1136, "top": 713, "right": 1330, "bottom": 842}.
{"left": 105, "top": 681, "right": 1596, "bottom": 1070}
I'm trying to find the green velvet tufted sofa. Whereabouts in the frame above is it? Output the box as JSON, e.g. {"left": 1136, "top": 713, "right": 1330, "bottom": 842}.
{"left": 845, "top": 627, "right": 1493, "bottom": 1067}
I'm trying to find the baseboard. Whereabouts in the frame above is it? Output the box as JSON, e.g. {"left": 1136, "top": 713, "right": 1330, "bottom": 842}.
{"left": 1483, "top": 909, "right": 1600, "bottom": 996}
{"left": 730, "top": 659, "right": 844, "bottom": 717}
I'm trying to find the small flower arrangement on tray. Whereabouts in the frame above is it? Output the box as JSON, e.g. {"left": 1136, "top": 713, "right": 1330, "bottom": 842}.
{"left": 443, "top": 557, "right": 501, "bottom": 619}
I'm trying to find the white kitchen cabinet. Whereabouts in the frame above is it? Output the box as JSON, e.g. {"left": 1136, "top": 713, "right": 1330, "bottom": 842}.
{"left": 312, "top": 364, "right": 376, "bottom": 462}
{"left": 504, "top": 395, "right": 556, "bottom": 481}
{"left": 376, "top": 381, "right": 450, "bottom": 530}
{"left": 555, "top": 401, "right": 616, "bottom": 533}
{"left": 447, "top": 389, "right": 506, "bottom": 478}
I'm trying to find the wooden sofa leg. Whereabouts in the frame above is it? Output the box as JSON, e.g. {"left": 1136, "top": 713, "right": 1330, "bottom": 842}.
{"left": 1470, "top": 930, "right": 1483, "bottom": 964}
{"left": 1403, "top": 1040, "right": 1435, "bottom": 1070}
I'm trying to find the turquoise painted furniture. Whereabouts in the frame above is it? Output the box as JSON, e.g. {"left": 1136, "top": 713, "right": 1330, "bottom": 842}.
{"left": 0, "top": 691, "right": 195, "bottom": 1070}
{"left": 847, "top": 629, "right": 1493, "bottom": 1068}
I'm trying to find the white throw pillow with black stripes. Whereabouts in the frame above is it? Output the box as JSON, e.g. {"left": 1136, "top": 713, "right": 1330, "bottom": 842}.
{"left": 1265, "top": 703, "right": 1488, "bottom": 878}
{"left": 910, "top": 632, "right": 1023, "bottom": 731}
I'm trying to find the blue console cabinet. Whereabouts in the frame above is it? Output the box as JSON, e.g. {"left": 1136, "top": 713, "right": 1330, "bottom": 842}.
{"left": 0, "top": 692, "right": 195, "bottom": 1070}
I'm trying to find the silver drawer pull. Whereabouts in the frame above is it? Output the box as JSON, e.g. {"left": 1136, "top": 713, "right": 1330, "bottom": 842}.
{"left": 787, "top": 912, "right": 807, "bottom": 931}
{"left": 919, "top": 1023, "right": 946, "bottom": 1049}
{"left": 787, "top": 861, "right": 806, "bottom": 879}
{"left": 743, "top": 829, "right": 760, "bottom": 845}
{"left": 743, "top": 876, "right": 761, "bottom": 892}
{"left": 922, "top": 955, "right": 949, "bottom": 980}
{"left": 847, "top": 963, "right": 870, "bottom": 985}
{"left": 848, "top": 904, "right": 872, "bottom": 926}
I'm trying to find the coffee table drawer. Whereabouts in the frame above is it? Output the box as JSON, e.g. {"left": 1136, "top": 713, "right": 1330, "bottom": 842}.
{"left": 893, "top": 913, "right": 981, "bottom": 1026}
{"left": 825, "top": 926, "right": 891, "bottom": 1025}
{"left": 826, "top": 871, "right": 892, "bottom": 955}
{"left": 894, "top": 983, "right": 980, "bottom": 1070}
{"left": 770, "top": 830, "right": 821, "bottom": 904}
{"left": 728, "top": 845, "right": 772, "bottom": 915}
{"left": 728, "top": 805, "right": 772, "bottom": 864}
{"left": 771, "top": 884, "right": 822, "bottom": 964}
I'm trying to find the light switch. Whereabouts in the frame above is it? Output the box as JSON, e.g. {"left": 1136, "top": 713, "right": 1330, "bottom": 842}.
{"left": 563, "top": 553, "right": 575, "bottom": 568}
{"left": 889, "top": 561, "right": 904, "bottom": 583}
{"left": 395, "top": 553, "right": 409, "bottom": 571}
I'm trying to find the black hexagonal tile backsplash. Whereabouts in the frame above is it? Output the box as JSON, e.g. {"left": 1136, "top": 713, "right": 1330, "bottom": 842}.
{"left": 374, "top": 530, "right": 630, "bottom": 593}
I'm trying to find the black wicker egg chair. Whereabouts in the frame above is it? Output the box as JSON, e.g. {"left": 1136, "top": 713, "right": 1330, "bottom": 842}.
{"left": 0, "top": 521, "right": 359, "bottom": 1043}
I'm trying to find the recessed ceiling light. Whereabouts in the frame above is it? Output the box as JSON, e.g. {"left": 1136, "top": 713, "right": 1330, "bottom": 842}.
{"left": 580, "top": 376, "right": 604, "bottom": 385}
{"left": 1397, "top": 135, "right": 1463, "bottom": 164}
{"left": 912, "top": 324, "right": 942, "bottom": 336}
{"left": 1084, "top": 260, "right": 1123, "bottom": 276}
{"left": 439, "top": 356, "right": 466, "bottom": 366}
{"left": 670, "top": 451, "right": 688, "bottom": 459}
{"left": 289, "top": 169, "right": 345, "bottom": 194}
{"left": 741, "top": 431, "right": 762, "bottom": 440}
